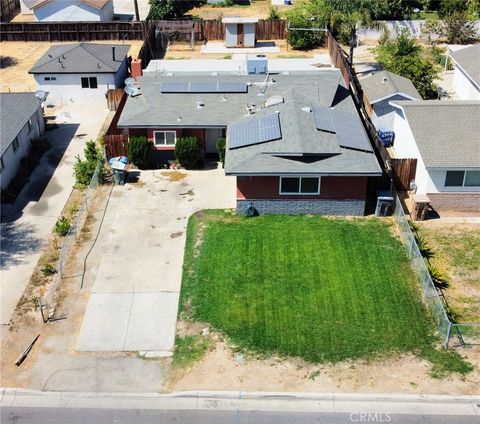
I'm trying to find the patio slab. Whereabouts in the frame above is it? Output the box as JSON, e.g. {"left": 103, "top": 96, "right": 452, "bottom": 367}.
{"left": 201, "top": 42, "right": 280, "bottom": 54}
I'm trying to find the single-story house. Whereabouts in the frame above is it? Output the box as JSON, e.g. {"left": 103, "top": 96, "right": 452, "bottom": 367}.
{"left": 390, "top": 100, "right": 480, "bottom": 213}
{"left": 30, "top": 0, "right": 114, "bottom": 22}
{"left": 360, "top": 70, "right": 421, "bottom": 130}
{"left": 117, "top": 70, "right": 382, "bottom": 215}
{"left": 29, "top": 42, "right": 130, "bottom": 106}
{"left": 0, "top": 92, "right": 46, "bottom": 190}
{"left": 449, "top": 44, "right": 480, "bottom": 101}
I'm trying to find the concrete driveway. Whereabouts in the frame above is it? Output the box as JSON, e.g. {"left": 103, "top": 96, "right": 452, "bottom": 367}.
{"left": 0, "top": 105, "right": 109, "bottom": 328}
{"left": 77, "top": 166, "right": 236, "bottom": 355}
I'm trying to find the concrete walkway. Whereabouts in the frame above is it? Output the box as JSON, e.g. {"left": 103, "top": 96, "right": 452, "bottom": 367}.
{"left": 0, "top": 105, "right": 109, "bottom": 327}
{"left": 76, "top": 166, "right": 236, "bottom": 355}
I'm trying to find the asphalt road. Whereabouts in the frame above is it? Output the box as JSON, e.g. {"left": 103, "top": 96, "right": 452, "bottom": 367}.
{"left": 1, "top": 408, "right": 478, "bottom": 424}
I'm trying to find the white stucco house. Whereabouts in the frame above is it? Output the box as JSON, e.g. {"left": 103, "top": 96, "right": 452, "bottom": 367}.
{"left": 0, "top": 93, "right": 46, "bottom": 191}
{"left": 30, "top": 0, "right": 114, "bottom": 22}
{"left": 360, "top": 70, "right": 421, "bottom": 130}
{"left": 449, "top": 44, "right": 480, "bottom": 101}
{"left": 29, "top": 43, "right": 130, "bottom": 106}
{"left": 389, "top": 100, "right": 480, "bottom": 213}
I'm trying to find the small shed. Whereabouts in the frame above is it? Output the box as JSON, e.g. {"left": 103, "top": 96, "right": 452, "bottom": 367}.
{"left": 222, "top": 17, "right": 258, "bottom": 48}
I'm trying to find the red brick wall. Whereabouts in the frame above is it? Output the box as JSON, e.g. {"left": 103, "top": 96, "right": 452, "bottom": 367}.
{"left": 236, "top": 176, "right": 368, "bottom": 200}
{"left": 145, "top": 128, "right": 205, "bottom": 151}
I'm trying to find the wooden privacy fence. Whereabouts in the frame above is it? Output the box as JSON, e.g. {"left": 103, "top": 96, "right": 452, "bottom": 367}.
{"left": 0, "top": 19, "right": 287, "bottom": 42}
{"left": 390, "top": 158, "right": 417, "bottom": 191}
{"left": 0, "top": 21, "right": 149, "bottom": 41}
{"left": 105, "top": 134, "right": 128, "bottom": 158}
{"left": 0, "top": 0, "right": 19, "bottom": 22}
{"left": 106, "top": 88, "right": 125, "bottom": 111}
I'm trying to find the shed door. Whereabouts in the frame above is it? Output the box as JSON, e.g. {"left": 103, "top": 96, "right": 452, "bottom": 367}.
{"left": 237, "top": 23, "right": 244, "bottom": 47}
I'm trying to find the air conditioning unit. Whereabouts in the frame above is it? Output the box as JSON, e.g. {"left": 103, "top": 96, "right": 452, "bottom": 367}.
{"left": 247, "top": 54, "right": 268, "bottom": 75}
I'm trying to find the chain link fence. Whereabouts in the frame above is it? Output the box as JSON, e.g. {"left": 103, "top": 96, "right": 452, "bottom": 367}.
{"left": 40, "top": 161, "right": 104, "bottom": 321}
{"left": 393, "top": 196, "right": 480, "bottom": 348}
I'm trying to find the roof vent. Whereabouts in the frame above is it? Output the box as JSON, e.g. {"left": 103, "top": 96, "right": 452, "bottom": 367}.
{"left": 301, "top": 106, "right": 312, "bottom": 113}
{"left": 197, "top": 101, "right": 205, "bottom": 109}
{"left": 282, "top": 71, "right": 290, "bottom": 76}
{"left": 167, "top": 72, "right": 174, "bottom": 77}
{"left": 211, "top": 72, "right": 219, "bottom": 76}
{"left": 382, "top": 77, "right": 388, "bottom": 83}
{"left": 265, "top": 95, "right": 284, "bottom": 108}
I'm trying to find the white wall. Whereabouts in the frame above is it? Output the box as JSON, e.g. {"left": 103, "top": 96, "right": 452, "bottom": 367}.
{"left": 1, "top": 107, "right": 45, "bottom": 190}
{"left": 33, "top": 0, "right": 113, "bottom": 22}
{"left": 428, "top": 168, "right": 480, "bottom": 193}
{"left": 34, "top": 67, "right": 127, "bottom": 107}
{"left": 391, "top": 108, "right": 432, "bottom": 194}
{"left": 372, "top": 94, "right": 411, "bottom": 130}
{"left": 453, "top": 65, "right": 480, "bottom": 100}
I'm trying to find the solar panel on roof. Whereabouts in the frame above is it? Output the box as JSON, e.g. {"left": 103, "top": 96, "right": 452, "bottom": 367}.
{"left": 160, "top": 81, "right": 248, "bottom": 93}
{"left": 229, "top": 113, "right": 281, "bottom": 149}
{"left": 313, "top": 106, "right": 336, "bottom": 133}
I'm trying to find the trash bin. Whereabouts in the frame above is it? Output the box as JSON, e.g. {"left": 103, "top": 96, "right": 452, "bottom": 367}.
{"left": 111, "top": 161, "right": 127, "bottom": 185}
{"left": 375, "top": 191, "right": 394, "bottom": 216}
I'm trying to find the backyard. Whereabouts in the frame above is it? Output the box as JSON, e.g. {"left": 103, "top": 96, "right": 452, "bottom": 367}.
{"left": 181, "top": 212, "right": 437, "bottom": 363}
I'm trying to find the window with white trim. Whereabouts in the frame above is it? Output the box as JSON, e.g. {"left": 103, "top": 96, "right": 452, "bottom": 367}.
{"left": 445, "top": 170, "right": 480, "bottom": 187}
{"left": 280, "top": 177, "right": 320, "bottom": 195}
{"left": 12, "top": 137, "right": 20, "bottom": 153}
{"left": 153, "top": 131, "right": 176, "bottom": 146}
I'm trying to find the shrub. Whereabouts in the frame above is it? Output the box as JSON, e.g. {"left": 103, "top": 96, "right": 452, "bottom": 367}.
{"left": 55, "top": 216, "right": 71, "bottom": 237}
{"left": 74, "top": 140, "right": 102, "bottom": 186}
{"left": 41, "top": 263, "right": 57, "bottom": 276}
{"left": 216, "top": 137, "right": 226, "bottom": 167}
{"left": 128, "top": 136, "right": 150, "bottom": 169}
{"left": 175, "top": 137, "right": 203, "bottom": 169}
{"left": 268, "top": 6, "right": 280, "bottom": 20}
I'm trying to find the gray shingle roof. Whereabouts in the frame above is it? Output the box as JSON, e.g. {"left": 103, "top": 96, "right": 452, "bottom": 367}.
{"left": 119, "top": 71, "right": 381, "bottom": 176}
{"left": 393, "top": 100, "right": 480, "bottom": 168}
{"left": 29, "top": 43, "right": 130, "bottom": 74}
{"left": 0, "top": 92, "right": 42, "bottom": 156}
{"left": 360, "top": 70, "right": 421, "bottom": 103}
{"left": 449, "top": 44, "right": 480, "bottom": 89}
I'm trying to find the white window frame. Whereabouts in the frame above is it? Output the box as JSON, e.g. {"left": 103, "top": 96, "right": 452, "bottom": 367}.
{"left": 12, "top": 137, "right": 20, "bottom": 153}
{"left": 444, "top": 170, "right": 480, "bottom": 188}
{"left": 153, "top": 131, "right": 177, "bottom": 147}
{"left": 279, "top": 176, "right": 321, "bottom": 195}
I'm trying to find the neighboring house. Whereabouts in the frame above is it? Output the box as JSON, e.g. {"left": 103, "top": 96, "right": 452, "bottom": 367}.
{"left": 0, "top": 92, "right": 45, "bottom": 190}
{"left": 117, "top": 70, "right": 382, "bottom": 216}
{"left": 449, "top": 44, "right": 480, "bottom": 101}
{"left": 29, "top": 42, "right": 130, "bottom": 106}
{"left": 390, "top": 100, "right": 480, "bottom": 213}
{"left": 360, "top": 70, "right": 421, "bottom": 130}
{"left": 30, "top": 0, "right": 114, "bottom": 21}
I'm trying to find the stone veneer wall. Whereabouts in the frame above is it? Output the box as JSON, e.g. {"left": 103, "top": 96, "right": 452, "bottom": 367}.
{"left": 427, "top": 193, "right": 480, "bottom": 213}
{"left": 237, "top": 199, "right": 366, "bottom": 216}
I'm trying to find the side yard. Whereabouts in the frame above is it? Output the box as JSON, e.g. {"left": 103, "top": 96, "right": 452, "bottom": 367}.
{"left": 415, "top": 222, "right": 480, "bottom": 323}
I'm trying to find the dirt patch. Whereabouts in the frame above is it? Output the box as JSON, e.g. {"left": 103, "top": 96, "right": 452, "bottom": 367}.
{"left": 170, "top": 338, "right": 480, "bottom": 395}
{"left": 179, "top": 189, "right": 194, "bottom": 196}
{"left": 170, "top": 231, "right": 183, "bottom": 239}
{"left": 189, "top": 2, "right": 291, "bottom": 20}
{"left": 161, "top": 171, "right": 187, "bottom": 182}
{"left": 176, "top": 320, "right": 210, "bottom": 338}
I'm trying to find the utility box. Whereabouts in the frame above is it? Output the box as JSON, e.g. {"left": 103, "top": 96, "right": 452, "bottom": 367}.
{"left": 375, "top": 191, "right": 394, "bottom": 217}
{"left": 223, "top": 17, "right": 258, "bottom": 48}
{"left": 247, "top": 54, "right": 268, "bottom": 74}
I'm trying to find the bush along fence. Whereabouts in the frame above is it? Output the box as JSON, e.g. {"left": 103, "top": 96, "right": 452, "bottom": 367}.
{"left": 393, "top": 196, "right": 480, "bottom": 348}
{"left": 39, "top": 157, "right": 106, "bottom": 322}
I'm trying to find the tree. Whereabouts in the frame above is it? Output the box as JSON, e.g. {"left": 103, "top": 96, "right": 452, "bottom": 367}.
{"left": 442, "top": 12, "right": 478, "bottom": 44}
{"left": 438, "top": 0, "right": 467, "bottom": 18}
{"left": 466, "top": 0, "right": 480, "bottom": 19}
{"left": 375, "top": 29, "right": 440, "bottom": 99}
{"left": 286, "top": 5, "right": 325, "bottom": 50}
{"left": 147, "top": 0, "right": 207, "bottom": 20}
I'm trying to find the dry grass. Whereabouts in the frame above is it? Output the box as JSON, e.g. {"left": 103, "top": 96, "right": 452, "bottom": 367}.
{"left": 0, "top": 40, "right": 144, "bottom": 92}
{"left": 189, "top": 1, "right": 291, "bottom": 20}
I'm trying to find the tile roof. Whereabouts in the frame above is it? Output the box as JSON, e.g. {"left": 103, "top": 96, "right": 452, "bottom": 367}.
{"left": 449, "top": 44, "right": 480, "bottom": 89}
{"left": 29, "top": 43, "right": 130, "bottom": 74}
{"left": 118, "top": 71, "right": 381, "bottom": 176}
{"left": 360, "top": 70, "right": 421, "bottom": 103}
{"left": 0, "top": 92, "right": 42, "bottom": 156}
{"left": 393, "top": 100, "right": 480, "bottom": 168}
{"left": 31, "top": 0, "right": 111, "bottom": 10}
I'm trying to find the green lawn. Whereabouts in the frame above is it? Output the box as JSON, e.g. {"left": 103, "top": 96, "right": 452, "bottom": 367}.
{"left": 181, "top": 212, "right": 435, "bottom": 363}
